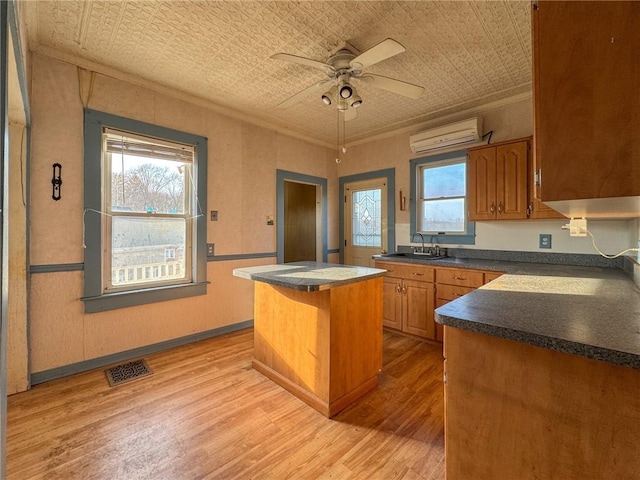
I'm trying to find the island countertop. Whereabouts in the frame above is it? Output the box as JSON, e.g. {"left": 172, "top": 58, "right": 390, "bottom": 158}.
{"left": 233, "top": 261, "right": 386, "bottom": 292}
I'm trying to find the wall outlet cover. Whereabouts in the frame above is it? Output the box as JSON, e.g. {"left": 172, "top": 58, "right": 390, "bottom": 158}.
{"left": 207, "top": 243, "right": 215, "bottom": 256}
{"left": 539, "top": 234, "right": 552, "bottom": 249}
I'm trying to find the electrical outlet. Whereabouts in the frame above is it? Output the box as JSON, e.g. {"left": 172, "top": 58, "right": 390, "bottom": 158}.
{"left": 210, "top": 210, "right": 218, "bottom": 221}
{"left": 539, "top": 234, "right": 552, "bottom": 249}
{"left": 207, "top": 243, "right": 215, "bottom": 256}
{"left": 569, "top": 218, "right": 587, "bottom": 237}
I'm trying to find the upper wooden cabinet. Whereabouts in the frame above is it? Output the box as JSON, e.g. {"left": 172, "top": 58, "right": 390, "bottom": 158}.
{"left": 533, "top": 1, "right": 640, "bottom": 205}
{"left": 468, "top": 139, "right": 529, "bottom": 221}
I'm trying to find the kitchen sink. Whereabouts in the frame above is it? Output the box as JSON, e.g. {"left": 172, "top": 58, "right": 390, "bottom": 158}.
{"left": 381, "top": 253, "right": 447, "bottom": 260}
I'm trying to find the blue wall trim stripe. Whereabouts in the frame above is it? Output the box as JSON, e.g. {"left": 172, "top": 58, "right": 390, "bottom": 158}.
{"left": 30, "top": 253, "right": 280, "bottom": 273}
{"left": 30, "top": 320, "right": 254, "bottom": 385}
{"left": 30, "top": 263, "right": 84, "bottom": 274}
{"left": 208, "top": 252, "right": 277, "bottom": 262}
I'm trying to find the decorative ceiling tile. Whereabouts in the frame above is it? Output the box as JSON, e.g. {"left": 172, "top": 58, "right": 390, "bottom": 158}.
{"left": 31, "top": 0, "right": 532, "bottom": 145}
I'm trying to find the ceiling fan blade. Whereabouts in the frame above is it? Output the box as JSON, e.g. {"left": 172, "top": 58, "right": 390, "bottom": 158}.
{"left": 349, "top": 38, "right": 406, "bottom": 70}
{"left": 357, "top": 74, "right": 424, "bottom": 100}
{"left": 277, "top": 80, "right": 333, "bottom": 109}
{"left": 271, "top": 53, "right": 333, "bottom": 73}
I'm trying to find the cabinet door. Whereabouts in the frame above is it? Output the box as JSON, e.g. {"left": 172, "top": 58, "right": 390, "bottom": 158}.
{"left": 403, "top": 279, "right": 436, "bottom": 340}
{"left": 528, "top": 197, "right": 565, "bottom": 219}
{"left": 468, "top": 147, "right": 497, "bottom": 220}
{"left": 534, "top": 1, "right": 640, "bottom": 202}
{"left": 496, "top": 141, "right": 528, "bottom": 220}
{"left": 382, "top": 277, "right": 402, "bottom": 330}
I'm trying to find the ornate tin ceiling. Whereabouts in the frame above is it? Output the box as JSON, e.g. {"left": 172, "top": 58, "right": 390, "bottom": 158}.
{"left": 25, "top": 1, "right": 532, "bottom": 145}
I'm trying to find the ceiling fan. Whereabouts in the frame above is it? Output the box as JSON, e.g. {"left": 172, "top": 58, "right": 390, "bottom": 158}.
{"left": 271, "top": 38, "right": 424, "bottom": 121}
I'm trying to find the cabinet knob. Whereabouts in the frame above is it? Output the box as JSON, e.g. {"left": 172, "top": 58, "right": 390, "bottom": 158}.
{"left": 412, "top": 272, "right": 424, "bottom": 276}
{"left": 396, "top": 285, "right": 401, "bottom": 293}
{"left": 453, "top": 276, "right": 466, "bottom": 281}
{"left": 490, "top": 203, "right": 496, "bottom": 214}
{"left": 497, "top": 202, "right": 504, "bottom": 213}
{"left": 402, "top": 286, "right": 407, "bottom": 294}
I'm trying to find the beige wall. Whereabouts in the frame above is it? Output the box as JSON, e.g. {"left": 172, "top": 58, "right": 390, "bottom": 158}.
{"left": 337, "top": 98, "right": 634, "bottom": 255}
{"left": 28, "top": 53, "right": 338, "bottom": 374}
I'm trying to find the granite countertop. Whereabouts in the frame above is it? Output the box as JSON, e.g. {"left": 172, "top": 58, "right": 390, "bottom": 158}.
{"left": 233, "top": 261, "right": 386, "bottom": 292}
{"left": 375, "top": 255, "right": 640, "bottom": 370}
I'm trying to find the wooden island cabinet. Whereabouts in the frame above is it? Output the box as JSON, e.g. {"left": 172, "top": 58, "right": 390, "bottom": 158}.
{"left": 233, "top": 262, "right": 385, "bottom": 418}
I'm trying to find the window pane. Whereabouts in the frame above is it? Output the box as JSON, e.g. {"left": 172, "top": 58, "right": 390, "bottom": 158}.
{"left": 111, "top": 216, "right": 187, "bottom": 288}
{"left": 422, "top": 163, "right": 466, "bottom": 199}
{"left": 420, "top": 198, "right": 466, "bottom": 232}
{"left": 110, "top": 154, "right": 188, "bottom": 214}
{"left": 352, "top": 188, "right": 381, "bottom": 247}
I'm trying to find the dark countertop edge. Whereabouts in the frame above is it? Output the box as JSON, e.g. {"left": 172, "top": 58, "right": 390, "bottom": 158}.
{"left": 436, "top": 313, "right": 640, "bottom": 370}
{"left": 235, "top": 271, "right": 386, "bottom": 292}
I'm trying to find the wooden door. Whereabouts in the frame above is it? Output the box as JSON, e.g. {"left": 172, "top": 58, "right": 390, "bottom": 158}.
{"left": 382, "top": 277, "right": 402, "bottom": 330}
{"left": 344, "top": 178, "right": 388, "bottom": 267}
{"left": 284, "top": 181, "right": 317, "bottom": 262}
{"left": 496, "top": 141, "right": 528, "bottom": 220}
{"left": 467, "top": 147, "right": 496, "bottom": 220}
{"left": 534, "top": 1, "right": 640, "bottom": 202}
{"left": 403, "top": 279, "right": 435, "bottom": 340}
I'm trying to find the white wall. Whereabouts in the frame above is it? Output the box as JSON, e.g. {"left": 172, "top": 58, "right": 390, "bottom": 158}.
{"left": 397, "top": 219, "right": 631, "bottom": 255}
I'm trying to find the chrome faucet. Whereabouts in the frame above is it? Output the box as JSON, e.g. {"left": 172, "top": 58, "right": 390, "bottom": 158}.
{"left": 411, "top": 232, "right": 425, "bottom": 254}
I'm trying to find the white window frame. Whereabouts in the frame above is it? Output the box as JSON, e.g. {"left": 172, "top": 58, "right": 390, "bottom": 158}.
{"left": 417, "top": 156, "right": 468, "bottom": 235}
{"left": 102, "top": 128, "right": 194, "bottom": 292}
{"left": 409, "top": 150, "right": 475, "bottom": 246}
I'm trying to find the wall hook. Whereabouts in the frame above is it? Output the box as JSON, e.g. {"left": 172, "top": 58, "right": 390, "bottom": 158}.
{"left": 52, "top": 163, "right": 62, "bottom": 201}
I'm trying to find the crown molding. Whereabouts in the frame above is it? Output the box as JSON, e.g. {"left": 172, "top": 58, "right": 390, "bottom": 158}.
{"left": 30, "top": 44, "right": 532, "bottom": 153}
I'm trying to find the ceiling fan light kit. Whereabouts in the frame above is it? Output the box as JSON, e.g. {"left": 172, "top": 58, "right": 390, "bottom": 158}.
{"left": 272, "top": 37, "right": 424, "bottom": 120}
{"left": 321, "top": 86, "right": 337, "bottom": 106}
{"left": 350, "top": 95, "right": 363, "bottom": 108}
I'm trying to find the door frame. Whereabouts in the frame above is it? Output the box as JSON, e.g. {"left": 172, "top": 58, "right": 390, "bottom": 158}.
{"left": 339, "top": 168, "right": 395, "bottom": 264}
{"left": 276, "top": 169, "right": 327, "bottom": 264}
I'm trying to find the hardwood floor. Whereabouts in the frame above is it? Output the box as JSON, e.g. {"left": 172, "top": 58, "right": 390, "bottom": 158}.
{"left": 7, "top": 329, "right": 445, "bottom": 479}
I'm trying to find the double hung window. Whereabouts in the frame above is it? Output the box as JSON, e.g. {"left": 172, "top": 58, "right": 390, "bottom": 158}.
{"left": 410, "top": 150, "right": 475, "bottom": 245}
{"left": 103, "top": 129, "right": 194, "bottom": 291}
{"left": 417, "top": 157, "right": 467, "bottom": 234}
{"left": 83, "top": 109, "right": 207, "bottom": 313}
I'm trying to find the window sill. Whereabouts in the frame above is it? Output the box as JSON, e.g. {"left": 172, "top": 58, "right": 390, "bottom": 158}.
{"left": 82, "top": 282, "right": 208, "bottom": 313}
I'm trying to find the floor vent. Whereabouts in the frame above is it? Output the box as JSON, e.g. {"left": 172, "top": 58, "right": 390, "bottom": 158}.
{"left": 105, "top": 359, "right": 153, "bottom": 387}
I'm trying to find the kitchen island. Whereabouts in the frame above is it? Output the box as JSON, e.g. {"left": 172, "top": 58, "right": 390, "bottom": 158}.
{"left": 233, "top": 262, "right": 386, "bottom": 417}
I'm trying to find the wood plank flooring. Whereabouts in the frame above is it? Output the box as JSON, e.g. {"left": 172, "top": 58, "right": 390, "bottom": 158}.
{"left": 7, "top": 329, "right": 445, "bottom": 479}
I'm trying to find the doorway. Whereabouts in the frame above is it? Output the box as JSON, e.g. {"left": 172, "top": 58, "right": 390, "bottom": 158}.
{"left": 276, "top": 170, "right": 327, "bottom": 264}
{"left": 344, "top": 178, "right": 388, "bottom": 267}
{"left": 339, "top": 169, "right": 395, "bottom": 267}
{"left": 283, "top": 180, "right": 318, "bottom": 262}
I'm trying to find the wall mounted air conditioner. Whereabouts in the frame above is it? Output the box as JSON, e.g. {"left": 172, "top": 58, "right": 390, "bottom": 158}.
{"left": 409, "top": 117, "right": 483, "bottom": 154}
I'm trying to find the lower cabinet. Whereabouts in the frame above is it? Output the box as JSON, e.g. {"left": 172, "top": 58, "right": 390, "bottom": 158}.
{"left": 435, "top": 268, "right": 503, "bottom": 341}
{"left": 377, "top": 260, "right": 503, "bottom": 342}
{"left": 377, "top": 261, "right": 436, "bottom": 340}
